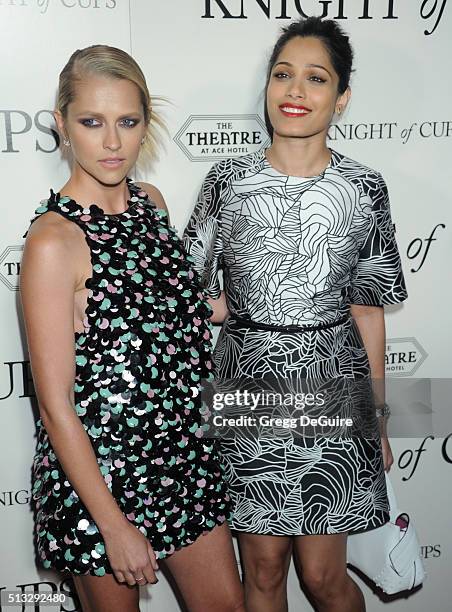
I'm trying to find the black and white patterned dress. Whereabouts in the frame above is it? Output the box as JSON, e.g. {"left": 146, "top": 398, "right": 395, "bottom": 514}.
{"left": 183, "top": 148, "right": 407, "bottom": 536}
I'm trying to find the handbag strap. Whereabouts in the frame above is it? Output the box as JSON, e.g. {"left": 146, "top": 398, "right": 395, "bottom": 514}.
{"left": 388, "top": 516, "right": 419, "bottom": 576}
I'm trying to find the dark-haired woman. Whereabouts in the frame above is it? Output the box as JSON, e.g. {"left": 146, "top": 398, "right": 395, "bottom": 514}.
{"left": 184, "top": 17, "right": 407, "bottom": 612}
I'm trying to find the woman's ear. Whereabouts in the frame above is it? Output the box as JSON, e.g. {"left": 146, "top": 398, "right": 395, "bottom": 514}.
{"left": 53, "top": 110, "right": 67, "bottom": 141}
{"left": 336, "top": 86, "right": 351, "bottom": 115}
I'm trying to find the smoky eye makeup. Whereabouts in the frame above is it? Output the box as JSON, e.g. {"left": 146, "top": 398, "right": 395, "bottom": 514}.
{"left": 79, "top": 118, "right": 101, "bottom": 127}
{"left": 77, "top": 116, "right": 142, "bottom": 128}
{"left": 119, "top": 117, "right": 141, "bottom": 128}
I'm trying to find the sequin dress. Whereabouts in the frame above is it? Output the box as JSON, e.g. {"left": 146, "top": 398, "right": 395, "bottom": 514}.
{"left": 27, "top": 179, "right": 231, "bottom": 576}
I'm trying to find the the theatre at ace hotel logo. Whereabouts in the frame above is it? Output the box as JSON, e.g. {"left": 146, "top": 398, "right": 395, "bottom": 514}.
{"left": 0, "top": 246, "right": 23, "bottom": 292}
{"left": 174, "top": 115, "right": 271, "bottom": 162}
{"left": 385, "top": 338, "right": 427, "bottom": 376}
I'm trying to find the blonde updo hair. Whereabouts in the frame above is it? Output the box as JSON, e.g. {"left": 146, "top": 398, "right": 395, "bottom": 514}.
{"left": 56, "top": 44, "right": 165, "bottom": 161}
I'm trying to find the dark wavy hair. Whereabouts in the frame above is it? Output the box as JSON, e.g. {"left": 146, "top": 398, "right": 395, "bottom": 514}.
{"left": 264, "top": 17, "right": 354, "bottom": 137}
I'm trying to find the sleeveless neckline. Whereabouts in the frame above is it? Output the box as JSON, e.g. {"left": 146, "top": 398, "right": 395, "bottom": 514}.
{"left": 49, "top": 178, "right": 147, "bottom": 220}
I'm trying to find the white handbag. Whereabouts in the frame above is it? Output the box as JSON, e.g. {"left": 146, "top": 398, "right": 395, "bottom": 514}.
{"left": 347, "top": 474, "right": 426, "bottom": 594}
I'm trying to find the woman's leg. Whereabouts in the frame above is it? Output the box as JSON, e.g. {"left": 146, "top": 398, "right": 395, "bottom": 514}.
{"left": 237, "top": 532, "right": 293, "bottom": 612}
{"left": 162, "top": 522, "right": 245, "bottom": 612}
{"left": 72, "top": 573, "right": 140, "bottom": 612}
{"left": 294, "top": 533, "right": 365, "bottom": 612}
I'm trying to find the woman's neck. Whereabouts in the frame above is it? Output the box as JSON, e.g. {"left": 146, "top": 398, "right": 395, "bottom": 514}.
{"left": 60, "top": 165, "right": 130, "bottom": 214}
{"left": 266, "top": 133, "right": 331, "bottom": 178}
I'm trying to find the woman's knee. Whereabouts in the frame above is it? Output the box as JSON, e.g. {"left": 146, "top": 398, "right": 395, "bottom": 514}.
{"left": 301, "top": 564, "right": 347, "bottom": 602}
{"left": 245, "top": 552, "right": 290, "bottom": 592}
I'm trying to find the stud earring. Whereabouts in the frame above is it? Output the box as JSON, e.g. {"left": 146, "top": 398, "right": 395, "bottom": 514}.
{"left": 336, "top": 107, "right": 342, "bottom": 115}
{"left": 141, "top": 137, "right": 145, "bottom": 145}
{"left": 63, "top": 138, "right": 71, "bottom": 147}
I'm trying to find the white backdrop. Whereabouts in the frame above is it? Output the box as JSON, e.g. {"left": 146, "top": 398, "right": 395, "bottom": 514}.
{"left": 1, "top": 1, "right": 451, "bottom": 610}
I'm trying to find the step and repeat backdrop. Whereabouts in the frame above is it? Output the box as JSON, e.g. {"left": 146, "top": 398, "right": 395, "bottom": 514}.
{"left": 1, "top": 1, "right": 451, "bottom": 610}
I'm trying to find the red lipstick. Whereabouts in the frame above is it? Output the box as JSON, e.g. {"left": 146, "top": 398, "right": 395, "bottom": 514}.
{"left": 279, "top": 103, "right": 311, "bottom": 117}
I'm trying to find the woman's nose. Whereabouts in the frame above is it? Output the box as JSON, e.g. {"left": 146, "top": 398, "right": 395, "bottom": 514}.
{"left": 287, "top": 79, "right": 305, "bottom": 99}
{"left": 103, "top": 126, "right": 121, "bottom": 151}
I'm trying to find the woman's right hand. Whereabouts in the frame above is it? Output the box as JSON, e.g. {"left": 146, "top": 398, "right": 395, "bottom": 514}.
{"left": 103, "top": 519, "right": 159, "bottom": 586}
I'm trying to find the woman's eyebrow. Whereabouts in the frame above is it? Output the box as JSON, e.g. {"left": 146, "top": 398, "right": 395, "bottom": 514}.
{"left": 274, "top": 61, "right": 332, "bottom": 77}
{"left": 306, "top": 63, "right": 332, "bottom": 76}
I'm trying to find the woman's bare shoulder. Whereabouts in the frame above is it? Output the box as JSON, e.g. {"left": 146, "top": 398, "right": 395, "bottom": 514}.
{"left": 136, "top": 182, "right": 168, "bottom": 213}
{"left": 27, "top": 210, "right": 80, "bottom": 243}
{"left": 23, "top": 212, "right": 87, "bottom": 276}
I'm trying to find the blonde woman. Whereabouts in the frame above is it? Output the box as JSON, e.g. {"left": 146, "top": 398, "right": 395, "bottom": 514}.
{"left": 20, "top": 45, "right": 244, "bottom": 612}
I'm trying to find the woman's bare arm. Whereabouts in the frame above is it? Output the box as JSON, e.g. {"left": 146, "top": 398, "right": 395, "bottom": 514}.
{"left": 350, "top": 304, "right": 385, "bottom": 398}
{"left": 21, "top": 215, "right": 158, "bottom": 583}
{"left": 21, "top": 217, "right": 129, "bottom": 534}
{"left": 350, "top": 303, "right": 392, "bottom": 469}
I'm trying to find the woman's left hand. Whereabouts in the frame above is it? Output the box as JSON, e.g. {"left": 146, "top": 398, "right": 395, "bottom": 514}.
{"left": 381, "top": 436, "right": 394, "bottom": 472}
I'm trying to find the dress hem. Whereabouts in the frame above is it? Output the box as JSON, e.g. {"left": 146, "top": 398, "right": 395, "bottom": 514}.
{"left": 228, "top": 512, "right": 390, "bottom": 538}
{"left": 38, "top": 514, "right": 231, "bottom": 577}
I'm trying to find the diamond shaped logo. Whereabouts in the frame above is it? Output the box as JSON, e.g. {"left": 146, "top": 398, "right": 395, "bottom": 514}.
{"left": 174, "top": 114, "right": 270, "bottom": 162}
{"left": 0, "top": 245, "right": 23, "bottom": 291}
{"left": 385, "top": 337, "right": 428, "bottom": 377}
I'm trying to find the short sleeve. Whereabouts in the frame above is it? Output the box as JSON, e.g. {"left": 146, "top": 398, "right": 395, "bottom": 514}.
{"left": 350, "top": 172, "right": 408, "bottom": 306}
{"left": 182, "top": 162, "right": 225, "bottom": 299}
